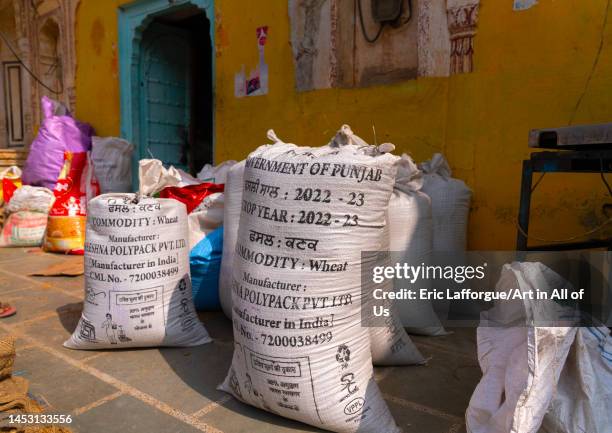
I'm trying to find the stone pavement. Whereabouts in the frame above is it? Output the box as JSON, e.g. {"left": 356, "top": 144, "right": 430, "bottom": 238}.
{"left": 0, "top": 247, "right": 480, "bottom": 433}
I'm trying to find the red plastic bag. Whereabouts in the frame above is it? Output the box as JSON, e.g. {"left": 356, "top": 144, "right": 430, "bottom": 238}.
{"left": 159, "top": 182, "right": 224, "bottom": 213}
{"left": 2, "top": 177, "right": 20, "bottom": 204}
{"left": 44, "top": 151, "right": 99, "bottom": 254}
{"left": 0, "top": 166, "right": 22, "bottom": 204}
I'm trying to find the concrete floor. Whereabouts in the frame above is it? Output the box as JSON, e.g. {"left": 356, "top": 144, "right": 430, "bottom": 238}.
{"left": 0, "top": 247, "right": 481, "bottom": 433}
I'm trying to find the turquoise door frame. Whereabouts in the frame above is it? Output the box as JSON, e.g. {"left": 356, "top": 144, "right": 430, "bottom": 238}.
{"left": 118, "top": 0, "right": 214, "bottom": 190}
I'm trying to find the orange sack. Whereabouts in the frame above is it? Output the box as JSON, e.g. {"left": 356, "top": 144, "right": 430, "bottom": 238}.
{"left": 44, "top": 151, "right": 99, "bottom": 254}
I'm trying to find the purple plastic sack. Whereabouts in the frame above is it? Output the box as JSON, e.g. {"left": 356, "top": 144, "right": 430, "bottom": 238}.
{"left": 22, "top": 97, "right": 93, "bottom": 190}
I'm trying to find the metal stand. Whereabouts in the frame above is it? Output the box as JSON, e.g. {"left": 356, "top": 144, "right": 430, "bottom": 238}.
{"left": 516, "top": 150, "right": 612, "bottom": 251}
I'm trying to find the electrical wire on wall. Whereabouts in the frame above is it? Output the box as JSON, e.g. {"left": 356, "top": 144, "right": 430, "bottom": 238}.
{"left": 392, "top": 0, "right": 413, "bottom": 27}
{"left": 356, "top": 0, "right": 412, "bottom": 43}
{"left": 0, "top": 30, "right": 63, "bottom": 95}
{"left": 357, "top": 0, "right": 384, "bottom": 43}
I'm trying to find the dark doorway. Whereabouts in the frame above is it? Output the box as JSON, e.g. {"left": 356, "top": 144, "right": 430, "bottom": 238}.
{"left": 139, "top": 7, "right": 213, "bottom": 175}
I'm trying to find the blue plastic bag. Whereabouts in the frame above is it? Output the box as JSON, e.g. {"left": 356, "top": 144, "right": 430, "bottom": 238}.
{"left": 189, "top": 226, "right": 224, "bottom": 310}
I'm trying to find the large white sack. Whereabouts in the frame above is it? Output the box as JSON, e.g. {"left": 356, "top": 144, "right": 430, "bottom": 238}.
{"left": 197, "top": 160, "right": 237, "bottom": 184}
{"left": 1, "top": 186, "right": 54, "bottom": 248}
{"left": 219, "top": 161, "right": 245, "bottom": 318}
{"left": 0, "top": 211, "right": 48, "bottom": 247}
{"left": 389, "top": 155, "right": 446, "bottom": 336}
{"left": 219, "top": 131, "right": 401, "bottom": 433}
{"left": 541, "top": 326, "right": 612, "bottom": 433}
{"left": 326, "top": 127, "right": 424, "bottom": 366}
{"left": 138, "top": 159, "right": 206, "bottom": 197}
{"left": 367, "top": 222, "right": 425, "bottom": 366}
{"left": 219, "top": 126, "right": 364, "bottom": 319}
{"left": 5, "top": 186, "right": 54, "bottom": 214}
{"left": 419, "top": 153, "right": 471, "bottom": 252}
{"left": 466, "top": 262, "right": 578, "bottom": 433}
{"left": 64, "top": 193, "right": 211, "bottom": 349}
{"left": 217, "top": 136, "right": 422, "bottom": 367}
{"left": 187, "top": 192, "right": 225, "bottom": 250}
{"left": 138, "top": 159, "right": 182, "bottom": 197}
{"left": 91, "top": 137, "right": 134, "bottom": 193}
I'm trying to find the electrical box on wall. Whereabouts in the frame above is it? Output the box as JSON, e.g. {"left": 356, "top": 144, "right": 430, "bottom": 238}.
{"left": 371, "top": 0, "right": 403, "bottom": 22}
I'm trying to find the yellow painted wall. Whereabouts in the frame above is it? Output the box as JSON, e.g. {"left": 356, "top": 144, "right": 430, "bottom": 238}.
{"left": 75, "top": 0, "right": 122, "bottom": 137}
{"left": 75, "top": 0, "right": 612, "bottom": 250}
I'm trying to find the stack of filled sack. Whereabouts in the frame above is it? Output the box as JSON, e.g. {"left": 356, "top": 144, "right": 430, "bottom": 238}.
{"left": 0, "top": 97, "right": 137, "bottom": 254}
{"left": 208, "top": 126, "right": 475, "bottom": 432}
{"left": 41, "top": 117, "right": 476, "bottom": 431}
{"left": 136, "top": 159, "right": 231, "bottom": 310}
